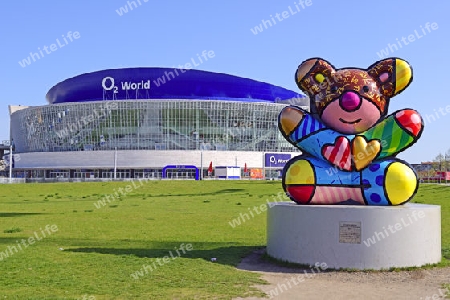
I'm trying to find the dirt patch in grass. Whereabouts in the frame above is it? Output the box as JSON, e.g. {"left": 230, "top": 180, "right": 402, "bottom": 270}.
{"left": 235, "top": 248, "right": 450, "bottom": 300}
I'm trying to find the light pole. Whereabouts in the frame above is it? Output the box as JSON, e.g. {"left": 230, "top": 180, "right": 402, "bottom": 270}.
{"left": 114, "top": 147, "right": 117, "bottom": 179}
{"left": 200, "top": 150, "right": 203, "bottom": 180}
{"left": 269, "top": 157, "right": 273, "bottom": 180}
{"left": 9, "top": 144, "right": 12, "bottom": 183}
{"left": 445, "top": 153, "right": 448, "bottom": 184}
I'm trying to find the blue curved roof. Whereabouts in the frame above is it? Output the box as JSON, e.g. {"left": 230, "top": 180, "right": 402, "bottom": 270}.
{"left": 46, "top": 68, "right": 306, "bottom": 104}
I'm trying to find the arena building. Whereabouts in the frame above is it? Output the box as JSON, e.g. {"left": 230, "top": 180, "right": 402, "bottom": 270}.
{"left": 8, "top": 68, "right": 308, "bottom": 180}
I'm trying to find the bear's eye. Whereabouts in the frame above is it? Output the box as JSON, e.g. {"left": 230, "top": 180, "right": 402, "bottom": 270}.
{"left": 314, "top": 73, "right": 325, "bottom": 83}
{"left": 379, "top": 72, "right": 389, "bottom": 83}
{"left": 362, "top": 86, "right": 369, "bottom": 93}
{"left": 330, "top": 86, "right": 338, "bottom": 93}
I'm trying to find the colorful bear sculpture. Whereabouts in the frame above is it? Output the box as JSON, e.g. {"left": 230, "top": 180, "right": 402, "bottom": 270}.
{"left": 279, "top": 58, "right": 423, "bottom": 205}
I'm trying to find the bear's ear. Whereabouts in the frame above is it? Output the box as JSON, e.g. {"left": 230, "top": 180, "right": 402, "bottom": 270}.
{"left": 295, "top": 58, "right": 336, "bottom": 97}
{"left": 367, "top": 58, "right": 413, "bottom": 98}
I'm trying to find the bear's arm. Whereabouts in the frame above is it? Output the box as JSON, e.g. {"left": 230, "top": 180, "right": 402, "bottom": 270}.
{"left": 362, "top": 109, "right": 423, "bottom": 158}
{"left": 279, "top": 106, "right": 356, "bottom": 164}
{"left": 283, "top": 111, "right": 328, "bottom": 142}
{"left": 287, "top": 115, "right": 356, "bottom": 162}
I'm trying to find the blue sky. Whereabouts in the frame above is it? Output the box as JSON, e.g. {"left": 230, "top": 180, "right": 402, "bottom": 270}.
{"left": 1, "top": 0, "right": 448, "bottom": 163}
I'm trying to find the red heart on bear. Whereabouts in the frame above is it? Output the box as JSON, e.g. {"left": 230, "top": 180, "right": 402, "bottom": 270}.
{"left": 322, "top": 136, "right": 351, "bottom": 171}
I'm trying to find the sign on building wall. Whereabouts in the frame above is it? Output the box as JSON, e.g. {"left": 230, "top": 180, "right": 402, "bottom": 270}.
{"left": 249, "top": 168, "right": 264, "bottom": 179}
{"left": 264, "top": 153, "right": 291, "bottom": 168}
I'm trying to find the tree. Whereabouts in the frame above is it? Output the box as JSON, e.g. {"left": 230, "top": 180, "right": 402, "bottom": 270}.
{"left": 432, "top": 153, "right": 444, "bottom": 171}
{"left": 446, "top": 149, "right": 450, "bottom": 171}
{"left": 432, "top": 150, "right": 450, "bottom": 183}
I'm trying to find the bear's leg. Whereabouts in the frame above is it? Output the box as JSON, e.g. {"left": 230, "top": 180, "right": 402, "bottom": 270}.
{"left": 361, "top": 159, "right": 418, "bottom": 205}
{"left": 283, "top": 155, "right": 365, "bottom": 205}
{"left": 282, "top": 156, "right": 315, "bottom": 204}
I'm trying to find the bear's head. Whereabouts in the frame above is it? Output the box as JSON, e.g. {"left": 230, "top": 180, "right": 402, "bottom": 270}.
{"left": 296, "top": 58, "right": 413, "bottom": 134}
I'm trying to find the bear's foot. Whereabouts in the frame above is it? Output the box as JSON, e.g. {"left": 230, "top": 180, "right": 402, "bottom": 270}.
{"left": 361, "top": 160, "right": 418, "bottom": 205}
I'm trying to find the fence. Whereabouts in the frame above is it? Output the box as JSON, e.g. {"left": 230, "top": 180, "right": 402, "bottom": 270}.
{"left": 0, "top": 178, "right": 26, "bottom": 184}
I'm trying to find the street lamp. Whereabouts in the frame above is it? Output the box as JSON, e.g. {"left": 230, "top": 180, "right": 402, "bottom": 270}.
{"left": 9, "top": 144, "right": 12, "bottom": 183}
{"left": 114, "top": 147, "right": 117, "bottom": 179}
{"left": 445, "top": 153, "right": 449, "bottom": 184}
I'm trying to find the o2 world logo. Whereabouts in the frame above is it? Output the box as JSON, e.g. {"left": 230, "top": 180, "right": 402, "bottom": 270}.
{"left": 101, "top": 76, "right": 151, "bottom": 94}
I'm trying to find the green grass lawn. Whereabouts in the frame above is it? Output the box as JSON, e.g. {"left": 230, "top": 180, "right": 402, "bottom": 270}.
{"left": 0, "top": 181, "right": 448, "bottom": 299}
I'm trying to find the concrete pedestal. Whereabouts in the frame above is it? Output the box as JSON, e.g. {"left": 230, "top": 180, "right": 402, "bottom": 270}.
{"left": 266, "top": 202, "right": 441, "bottom": 270}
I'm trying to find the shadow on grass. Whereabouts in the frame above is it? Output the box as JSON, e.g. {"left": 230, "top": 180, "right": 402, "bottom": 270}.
{"left": 0, "top": 237, "right": 30, "bottom": 244}
{"left": 0, "top": 212, "right": 45, "bottom": 217}
{"left": 148, "top": 188, "right": 248, "bottom": 198}
{"left": 65, "top": 244, "right": 259, "bottom": 267}
{"left": 443, "top": 249, "right": 450, "bottom": 260}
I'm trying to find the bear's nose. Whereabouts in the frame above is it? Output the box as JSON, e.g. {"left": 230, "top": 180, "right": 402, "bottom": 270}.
{"left": 339, "top": 91, "right": 361, "bottom": 112}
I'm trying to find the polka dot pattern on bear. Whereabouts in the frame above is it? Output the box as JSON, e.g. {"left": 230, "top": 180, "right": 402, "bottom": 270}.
{"left": 361, "top": 160, "right": 392, "bottom": 205}
{"left": 370, "top": 193, "right": 381, "bottom": 203}
{"left": 376, "top": 175, "right": 384, "bottom": 186}
{"left": 369, "top": 163, "right": 380, "bottom": 172}
{"left": 362, "top": 179, "right": 370, "bottom": 190}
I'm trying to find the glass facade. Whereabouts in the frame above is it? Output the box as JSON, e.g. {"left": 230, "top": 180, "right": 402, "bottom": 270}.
{"left": 11, "top": 100, "right": 302, "bottom": 154}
